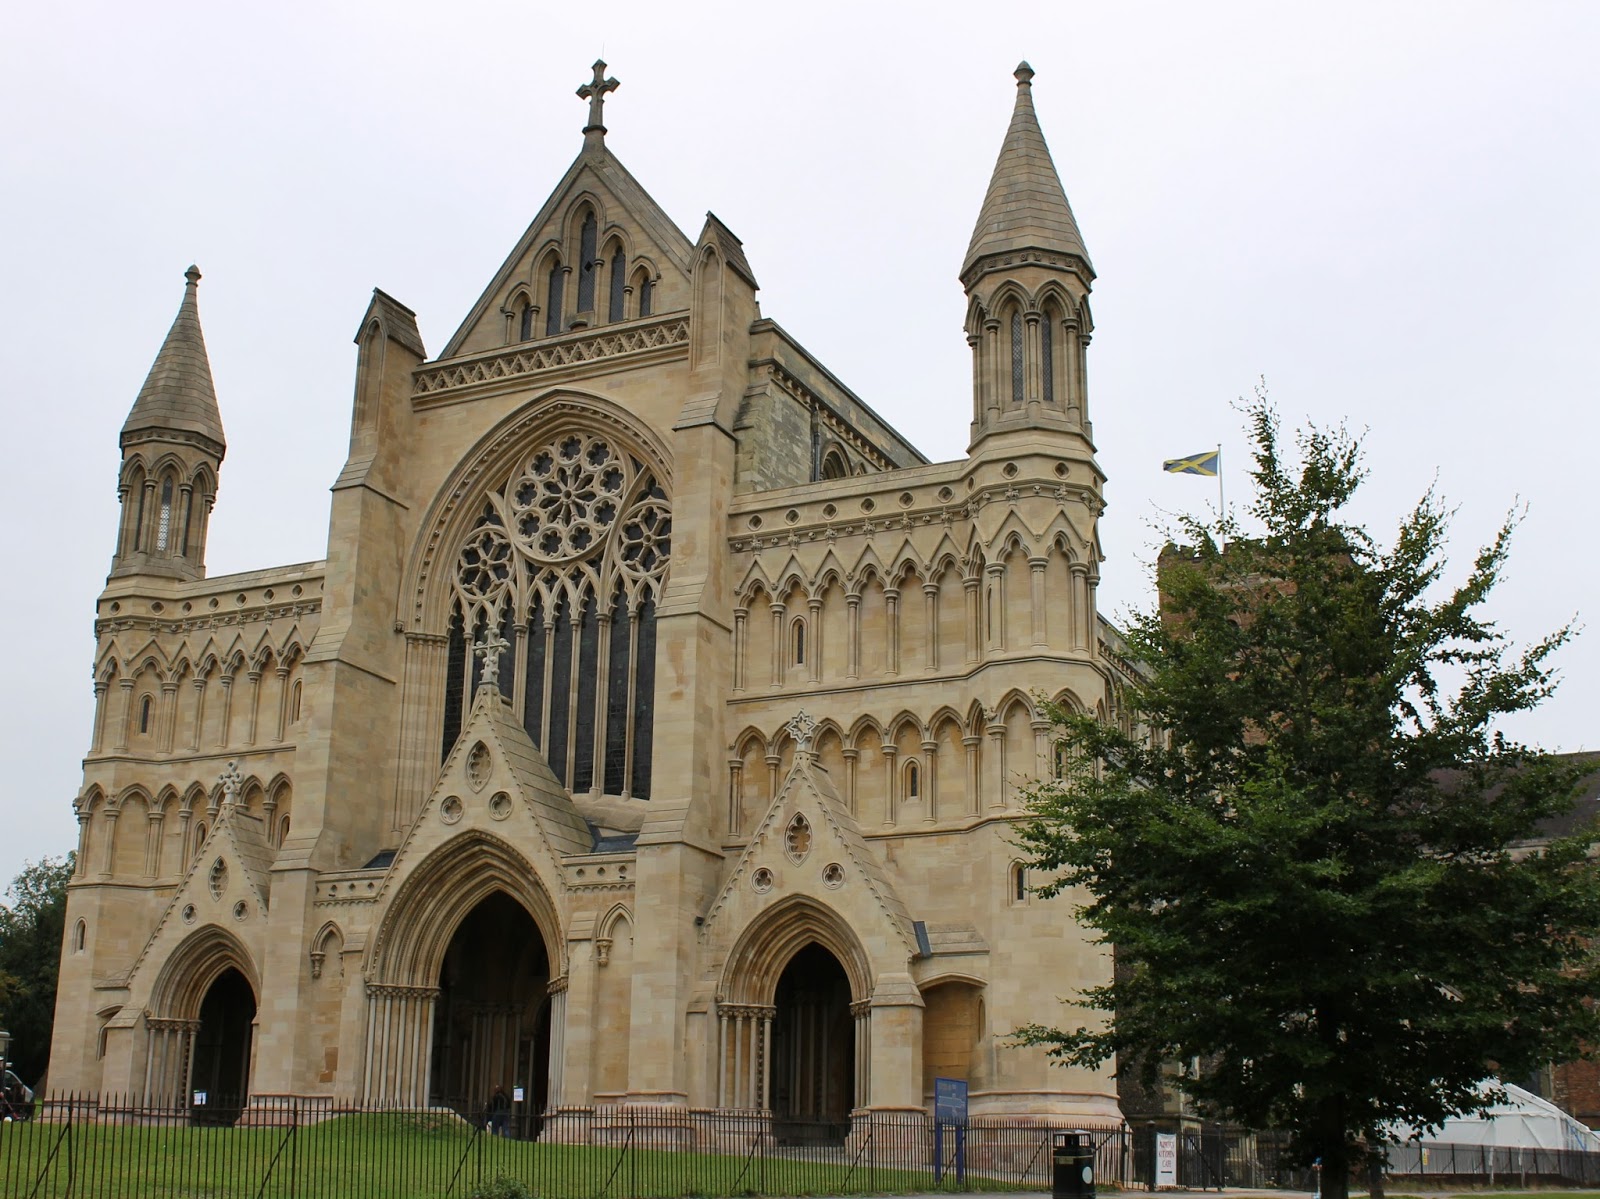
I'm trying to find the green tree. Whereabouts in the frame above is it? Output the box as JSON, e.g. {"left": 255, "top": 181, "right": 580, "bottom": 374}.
{"left": 1014, "top": 399, "right": 1600, "bottom": 1199}
{"left": 0, "top": 854, "right": 74, "bottom": 1086}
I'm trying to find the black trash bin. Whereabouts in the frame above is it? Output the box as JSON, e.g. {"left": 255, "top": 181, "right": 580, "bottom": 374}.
{"left": 1052, "top": 1130, "right": 1096, "bottom": 1199}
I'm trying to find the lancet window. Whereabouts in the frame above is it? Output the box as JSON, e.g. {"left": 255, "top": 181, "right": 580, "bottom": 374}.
{"left": 440, "top": 431, "right": 671, "bottom": 800}
{"left": 1010, "top": 310, "right": 1024, "bottom": 405}
{"left": 576, "top": 211, "right": 599, "bottom": 314}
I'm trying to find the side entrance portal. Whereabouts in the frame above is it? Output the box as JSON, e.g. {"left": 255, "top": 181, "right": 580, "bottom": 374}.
{"left": 771, "top": 943, "right": 854, "bottom": 1144}
{"left": 430, "top": 891, "right": 552, "bottom": 1132}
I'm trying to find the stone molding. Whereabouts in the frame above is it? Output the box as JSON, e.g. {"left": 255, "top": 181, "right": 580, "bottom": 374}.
{"left": 413, "top": 316, "right": 690, "bottom": 402}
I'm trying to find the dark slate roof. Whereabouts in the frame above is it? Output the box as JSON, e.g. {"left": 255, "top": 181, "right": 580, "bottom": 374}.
{"left": 121, "top": 266, "right": 226, "bottom": 453}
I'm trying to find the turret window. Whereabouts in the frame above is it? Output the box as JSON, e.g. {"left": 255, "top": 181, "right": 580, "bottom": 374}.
{"left": 792, "top": 618, "right": 806, "bottom": 666}
{"left": 156, "top": 477, "right": 174, "bottom": 551}
{"left": 518, "top": 299, "right": 535, "bottom": 341}
{"left": 904, "top": 759, "right": 921, "bottom": 800}
{"left": 138, "top": 695, "right": 154, "bottom": 735}
{"left": 1010, "top": 310, "right": 1024, "bottom": 404}
{"left": 638, "top": 276, "right": 654, "bottom": 318}
{"left": 1041, "top": 319, "right": 1055, "bottom": 405}
{"left": 132, "top": 483, "right": 147, "bottom": 551}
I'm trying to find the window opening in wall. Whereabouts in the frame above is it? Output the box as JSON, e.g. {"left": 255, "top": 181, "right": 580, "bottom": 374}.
{"left": 73, "top": 919, "right": 86, "bottom": 953}
{"left": 1042, "top": 317, "right": 1055, "bottom": 404}
{"left": 638, "top": 276, "right": 653, "bottom": 318}
{"left": 1012, "top": 863, "right": 1028, "bottom": 904}
{"left": 279, "top": 816, "right": 291, "bottom": 845}
{"left": 133, "top": 485, "right": 146, "bottom": 551}
{"left": 181, "top": 489, "right": 195, "bottom": 556}
{"left": 544, "top": 263, "right": 564, "bottom": 336}
{"left": 157, "top": 477, "right": 173, "bottom": 551}
{"left": 986, "top": 587, "right": 994, "bottom": 640}
{"left": 820, "top": 449, "right": 847, "bottom": 480}
{"left": 792, "top": 618, "right": 806, "bottom": 666}
{"left": 905, "top": 759, "right": 920, "bottom": 800}
{"left": 139, "top": 695, "right": 154, "bottom": 735}
{"left": 608, "top": 248, "right": 626, "bottom": 322}
{"left": 290, "top": 679, "right": 302, "bottom": 723}
{"left": 194, "top": 823, "right": 207, "bottom": 858}
{"left": 518, "top": 299, "right": 534, "bottom": 341}
{"left": 576, "top": 211, "right": 598, "bottom": 313}
{"left": 1010, "top": 310, "right": 1024, "bottom": 404}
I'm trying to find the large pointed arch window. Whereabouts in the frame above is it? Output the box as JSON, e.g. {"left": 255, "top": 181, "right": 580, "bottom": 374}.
{"left": 576, "top": 211, "right": 599, "bottom": 314}
{"left": 441, "top": 432, "right": 671, "bottom": 800}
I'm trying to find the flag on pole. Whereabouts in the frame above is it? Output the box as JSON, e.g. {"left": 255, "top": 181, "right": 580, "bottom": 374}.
{"left": 1163, "top": 450, "right": 1220, "bottom": 476}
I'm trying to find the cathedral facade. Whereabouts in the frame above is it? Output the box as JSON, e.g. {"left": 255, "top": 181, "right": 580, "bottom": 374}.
{"left": 50, "top": 62, "right": 1135, "bottom": 1132}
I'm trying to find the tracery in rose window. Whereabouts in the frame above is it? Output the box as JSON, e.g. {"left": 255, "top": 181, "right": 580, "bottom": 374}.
{"left": 440, "top": 431, "right": 670, "bottom": 800}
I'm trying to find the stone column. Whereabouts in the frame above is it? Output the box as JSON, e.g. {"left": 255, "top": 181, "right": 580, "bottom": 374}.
{"left": 845, "top": 593, "right": 861, "bottom": 679}
{"left": 1029, "top": 557, "right": 1049, "bottom": 646}
{"left": 987, "top": 721, "right": 1007, "bottom": 810}
{"left": 1024, "top": 310, "right": 1043, "bottom": 417}
{"left": 114, "top": 678, "right": 134, "bottom": 750}
{"left": 884, "top": 589, "right": 900, "bottom": 676}
{"left": 881, "top": 743, "right": 898, "bottom": 828}
{"left": 865, "top": 975, "right": 924, "bottom": 1110}
{"left": 727, "top": 757, "right": 744, "bottom": 835}
{"left": 921, "top": 739, "right": 939, "bottom": 824}
{"left": 244, "top": 669, "right": 263, "bottom": 745}
{"left": 769, "top": 602, "right": 785, "bottom": 687}
{"left": 963, "top": 734, "right": 982, "bottom": 815}
{"left": 964, "top": 577, "right": 981, "bottom": 663}
{"left": 273, "top": 665, "right": 292, "bottom": 742}
{"left": 807, "top": 598, "right": 822, "bottom": 683}
{"left": 732, "top": 607, "right": 747, "bottom": 691}
{"left": 842, "top": 747, "right": 859, "bottom": 815}
{"left": 923, "top": 584, "right": 939, "bottom": 671}
{"left": 986, "top": 563, "right": 1006, "bottom": 651}
{"left": 98, "top": 807, "right": 118, "bottom": 878}
{"left": 1070, "top": 564, "right": 1090, "bottom": 652}
{"left": 392, "top": 631, "right": 449, "bottom": 835}
{"left": 160, "top": 680, "right": 183, "bottom": 749}
{"left": 144, "top": 808, "right": 165, "bottom": 877}
{"left": 189, "top": 677, "right": 207, "bottom": 751}
{"left": 90, "top": 679, "right": 109, "bottom": 753}
{"left": 216, "top": 675, "right": 234, "bottom": 747}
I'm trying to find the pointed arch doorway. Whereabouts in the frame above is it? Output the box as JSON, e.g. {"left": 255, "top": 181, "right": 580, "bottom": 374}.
{"left": 430, "top": 891, "right": 552, "bottom": 1135}
{"left": 771, "top": 943, "right": 854, "bottom": 1144}
{"left": 190, "top": 967, "right": 256, "bottom": 1126}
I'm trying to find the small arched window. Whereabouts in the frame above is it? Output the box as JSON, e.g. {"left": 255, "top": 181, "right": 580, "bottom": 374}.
{"left": 1041, "top": 314, "right": 1056, "bottom": 405}
{"left": 1011, "top": 862, "right": 1029, "bottom": 905}
{"left": 820, "top": 449, "right": 847, "bottom": 480}
{"left": 138, "top": 695, "right": 154, "bottom": 735}
{"left": 576, "top": 211, "right": 599, "bottom": 313}
{"left": 132, "top": 478, "right": 147, "bottom": 551}
{"left": 181, "top": 486, "right": 195, "bottom": 556}
{"left": 279, "top": 816, "right": 291, "bottom": 845}
{"left": 73, "top": 919, "right": 87, "bottom": 953}
{"left": 1010, "top": 309, "right": 1025, "bottom": 405}
{"left": 544, "top": 261, "right": 564, "bottom": 336}
{"left": 156, "top": 476, "right": 174, "bottom": 551}
{"left": 193, "top": 822, "right": 207, "bottom": 859}
{"left": 904, "top": 759, "right": 920, "bottom": 800}
{"left": 792, "top": 618, "right": 806, "bottom": 666}
{"left": 608, "top": 247, "right": 626, "bottom": 322}
{"left": 290, "top": 679, "right": 303, "bottom": 723}
{"left": 638, "top": 276, "right": 654, "bottom": 318}
{"left": 518, "top": 297, "right": 534, "bottom": 341}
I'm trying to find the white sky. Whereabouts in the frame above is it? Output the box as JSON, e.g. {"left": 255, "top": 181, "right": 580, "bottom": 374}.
{"left": 2, "top": 1, "right": 1596, "bottom": 885}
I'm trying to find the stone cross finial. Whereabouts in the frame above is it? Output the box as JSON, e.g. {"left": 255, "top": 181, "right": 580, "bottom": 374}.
{"left": 474, "top": 629, "right": 510, "bottom": 693}
{"left": 578, "top": 60, "right": 620, "bottom": 137}
{"left": 219, "top": 760, "right": 242, "bottom": 806}
{"left": 785, "top": 710, "right": 818, "bottom": 754}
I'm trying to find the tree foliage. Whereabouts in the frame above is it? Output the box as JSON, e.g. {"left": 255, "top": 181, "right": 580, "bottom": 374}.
{"left": 1014, "top": 399, "right": 1600, "bottom": 1198}
{"left": 0, "top": 854, "right": 74, "bottom": 1086}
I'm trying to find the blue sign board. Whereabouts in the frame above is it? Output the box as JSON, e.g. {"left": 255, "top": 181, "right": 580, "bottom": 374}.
{"left": 934, "top": 1077, "right": 969, "bottom": 1126}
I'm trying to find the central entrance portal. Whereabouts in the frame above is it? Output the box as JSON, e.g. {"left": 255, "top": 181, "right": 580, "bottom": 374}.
{"left": 190, "top": 967, "right": 256, "bottom": 1126}
{"left": 431, "top": 892, "right": 551, "bottom": 1134}
{"left": 771, "top": 943, "right": 853, "bottom": 1144}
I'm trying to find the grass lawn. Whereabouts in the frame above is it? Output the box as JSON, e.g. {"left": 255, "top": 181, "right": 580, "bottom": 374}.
{"left": 0, "top": 1111, "right": 1029, "bottom": 1198}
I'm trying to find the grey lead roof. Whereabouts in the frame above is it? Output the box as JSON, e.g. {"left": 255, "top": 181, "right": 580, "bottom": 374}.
{"left": 121, "top": 265, "right": 226, "bottom": 454}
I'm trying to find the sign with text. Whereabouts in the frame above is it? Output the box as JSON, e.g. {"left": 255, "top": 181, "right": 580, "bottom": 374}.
{"left": 513, "top": 1087, "right": 525, "bottom": 1103}
{"left": 934, "top": 1077, "right": 969, "bottom": 1126}
{"left": 1155, "top": 1132, "right": 1177, "bottom": 1187}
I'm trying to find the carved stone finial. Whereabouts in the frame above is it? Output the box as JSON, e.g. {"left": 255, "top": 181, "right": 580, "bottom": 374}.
{"left": 785, "top": 710, "right": 818, "bottom": 754}
{"left": 474, "top": 629, "right": 510, "bottom": 694}
{"left": 577, "top": 59, "right": 620, "bottom": 141}
{"left": 1014, "top": 61, "right": 1034, "bottom": 87}
{"left": 219, "top": 760, "right": 242, "bottom": 805}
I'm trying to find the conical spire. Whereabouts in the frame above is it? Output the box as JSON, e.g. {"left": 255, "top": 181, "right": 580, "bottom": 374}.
{"left": 962, "top": 63, "right": 1092, "bottom": 282}
{"left": 121, "top": 265, "right": 226, "bottom": 455}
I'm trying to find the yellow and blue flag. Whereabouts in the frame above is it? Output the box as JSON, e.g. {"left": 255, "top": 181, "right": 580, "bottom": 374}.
{"left": 1163, "top": 450, "right": 1219, "bottom": 477}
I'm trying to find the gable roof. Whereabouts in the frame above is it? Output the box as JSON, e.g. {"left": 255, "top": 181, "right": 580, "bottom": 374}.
{"left": 439, "top": 144, "right": 697, "bottom": 360}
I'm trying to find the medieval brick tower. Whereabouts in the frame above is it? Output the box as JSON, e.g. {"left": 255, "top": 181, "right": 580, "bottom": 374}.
{"left": 51, "top": 62, "right": 1135, "bottom": 1133}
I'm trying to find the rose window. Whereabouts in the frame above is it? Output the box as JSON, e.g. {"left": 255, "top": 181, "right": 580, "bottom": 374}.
{"left": 508, "top": 435, "right": 628, "bottom": 563}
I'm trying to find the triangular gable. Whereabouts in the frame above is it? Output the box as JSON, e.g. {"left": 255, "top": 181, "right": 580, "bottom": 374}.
{"left": 372, "top": 688, "right": 592, "bottom": 912}
{"left": 440, "top": 147, "right": 696, "bottom": 360}
{"left": 702, "top": 748, "right": 917, "bottom": 962}
{"left": 118, "top": 801, "right": 274, "bottom": 996}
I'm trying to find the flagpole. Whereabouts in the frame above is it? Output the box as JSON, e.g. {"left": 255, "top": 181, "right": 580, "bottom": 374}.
{"left": 1217, "top": 443, "right": 1224, "bottom": 520}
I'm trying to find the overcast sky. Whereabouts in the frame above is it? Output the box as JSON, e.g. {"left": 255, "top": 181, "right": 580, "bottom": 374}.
{"left": 2, "top": 1, "right": 1596, "bottom": 886}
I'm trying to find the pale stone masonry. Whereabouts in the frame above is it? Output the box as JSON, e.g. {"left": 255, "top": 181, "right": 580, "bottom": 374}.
{"left": 51, "top": 61, "right": 1138, "bottom": 1133}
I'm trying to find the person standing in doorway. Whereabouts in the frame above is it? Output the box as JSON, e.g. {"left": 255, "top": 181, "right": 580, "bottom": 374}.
{"left": 488, "top": 1083, "right": 510, "bottom": 1137}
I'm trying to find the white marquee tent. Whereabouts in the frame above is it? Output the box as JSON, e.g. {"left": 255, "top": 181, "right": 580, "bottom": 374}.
{"left": 1391, "top": 1082, "right": 1600, "bottom": 1152}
